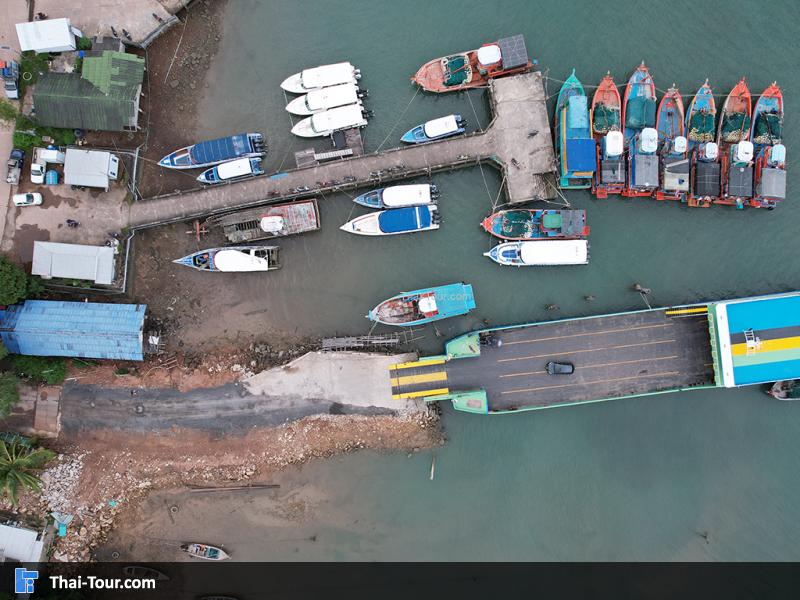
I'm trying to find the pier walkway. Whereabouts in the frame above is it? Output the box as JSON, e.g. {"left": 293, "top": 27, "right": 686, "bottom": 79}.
{"left": 129, "top": 72, "right": 557, "bottom": 229}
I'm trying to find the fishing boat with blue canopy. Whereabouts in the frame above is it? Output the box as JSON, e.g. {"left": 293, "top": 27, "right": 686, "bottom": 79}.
{"left": 554, "top": 70, "right": 595, "bottom": 189}
{"left": 481, "top": 209, "right": 589, "bottom": 241}
{"left": 622, "top": 63, "right": 656, "bottom": 145}
{"left": 173, "top": 246, "right": 280, "bottom": 272}
{"left": 368, "top": 283, "right": 476, "bottom": 327}
{"left": 401, "top": 114, "right": 466, "bottom": 143}
{"left": 353, "top": 184, "right": 438, "bottom": 209}
{"left": 340, "top": 205, "right": 440, "bottom": 236}
{"left": 196, "top": 157, "right": 264, "bottom": 184}
{"left": 654, "top": 86, "right": 689, "bottom": 201}
{"left": 159, "top": 133, "right": 265, "bottom": 170}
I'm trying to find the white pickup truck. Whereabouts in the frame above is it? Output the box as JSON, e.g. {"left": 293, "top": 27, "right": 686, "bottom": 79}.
{"left": 30, "top": 147, "right": 66, "bottom": 184}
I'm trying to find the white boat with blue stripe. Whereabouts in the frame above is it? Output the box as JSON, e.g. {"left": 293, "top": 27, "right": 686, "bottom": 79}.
{"left": 173, "top": 246, "right": 280, "bottom": 272}
{"left": 340, "top": 205, "right": 440, "bottom": 236}
{"left": 401, "top": 114, "right": 466, "bottom": 144}
{"left": 196, "top": 157, "right": 264, "bottom": 184}
{"left": 158, "top": 133, "right": 265, "bottom": 170}
{"left": 484, "top": 240, "right": 588, "bottom": 266}
{"left": 353, "top": 184, "right": 438, "bottom": 209}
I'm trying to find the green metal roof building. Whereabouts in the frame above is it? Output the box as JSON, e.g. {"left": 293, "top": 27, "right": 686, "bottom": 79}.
{"left": 33, "top": 51, "right": 145, "bottom": 132}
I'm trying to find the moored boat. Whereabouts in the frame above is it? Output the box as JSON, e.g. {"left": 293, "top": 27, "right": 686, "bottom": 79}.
{"left": 401, "top": 114, "right": 466, "bottom": 143}
{"left": 624, "top": 127, "right": 659, "bottom": 197}
{"left": 285, "top": 82, "right": 363, "bottom": 116}
{"left": 752, "top": 143, "right": 786, "bottom": 209}
{"left": 622, "top": 62, "right": 656, "bottom": 144}
{"left": 159, "top": 133, "right": 265, "bottom": 170}
{"left": 411, "top": 34, "right": 532, "bottom": 93}
{"left": 717, "top": 77, "right": 752, "bottom": 145}
{"left": 481, "top": 209, "right": 589, "bottom": 240}
{"left": 654, "top": 86, "right": 688, "bottom": 201}
{"left": 591, "top": 72, "right": 625, "bottom": 198}
{"left": 686, "top": 141, "right": 720, "bottom": 208}
{"left": 353, "top": 184, "right": 438, "bottom": 209}
{"left": 173, "top": 246, "right": 280, "bottom": 273}
{"left": 291, "top": 104, "right": 368, "bottom": 138}
{"left": 367, "top": 283, "right": 476, "bottom": 327}
{"left": 766, "top": 379, "right": 800, "bottom": 400}
{"left": 340, "top": 205, "right": 440, "bottom": 236}
{"left": 554, "top": 70, "right": 595, "bottom": 189}
{"left": 281, "top": 62, "right": 360, "bottom": 94}
{"left": 483, "top": 240, "right": 589, "bottom": 266}
{"left": 718, "top": 139, "right": 754, "bottom": 209}
{"left": 180, "top": 543, "right": 230, "bottom": 561}
{"left": 685, "top": 80, "right": 716, "bottom": 150}
{"left": 751, "top": 82, "right": 783, "bottom": 149}
{"left": 205, "top": 199, "right": 320, "bottom": 244}
{"left": 196, "top": 157, "right": 264, "bottom": 184}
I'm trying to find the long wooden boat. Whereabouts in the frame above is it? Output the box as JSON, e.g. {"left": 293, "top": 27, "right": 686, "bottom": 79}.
{"left": 181, "top": 543, "right": 230, "bottom": 561}
{"left": 368, "top": 283, "right": 476, "bottom": 327}
{"left": 159, "top": 133, "right": 265, "bottom": 170}
{"left": 621, "top": 62, "right": 656, "bottom": 145}
{"left": 554, "top": 70, "right": 595, "bottom": 189}
{"left": 685, "top": 80, "right": 716, "bottom": 150}
{"left": 654, "top": 86, "right": 688, "bottom": 201}
{"left": 484, "top": 240, "right": 589, "bottom": 267}
{"left": 717, "top": 77, "right": 752, "bottom": 146}
{"left": 411, "top": 34, "right": 532, "bottom": 93}
{"left": 751, "top": 82, "right": 783, "bottom": 149}
{"left": 717, "top": 78, "right": 754, "bottom": 208}
{"left": 591, "top": 72, "right": 625, "bottom": 198}
{"left": 340, "top": 205, "right": 440, "bottom": 236}
{"left": 173, "top": 246, "right": 280, "bottom": 273}
{"left": 353, "top": 184, "right": 438, "bottom": 209}
{"left": 481, "top": 209, "right": 589, "bottom": 240}
{"left": 205, "top": 199, "right": 320, "bottom": 244}
{"left": 685, "top": 81, "right": 719, "bottom": 208}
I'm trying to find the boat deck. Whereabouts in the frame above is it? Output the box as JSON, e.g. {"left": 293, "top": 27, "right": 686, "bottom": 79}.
{"left": 129, "top": 72, "right": 557, "bottom": 229}
{"left": 445, "top": 308, "right": 715, "bottom": 411}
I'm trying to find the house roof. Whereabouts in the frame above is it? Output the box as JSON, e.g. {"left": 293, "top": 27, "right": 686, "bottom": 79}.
{"left": 33, "top": 51, "right": 145, "bottom": 131}
{"left": 0, "top": 523, "right": 45, "bottom": 562}
{"left": 31, "top": 241, "right": 116, "bottom": 285}
{"left": 16, "top": 18, "right": 75, "bottom": 53}
{"left": 0, "top": 300, "right": 146, "bottom": 360}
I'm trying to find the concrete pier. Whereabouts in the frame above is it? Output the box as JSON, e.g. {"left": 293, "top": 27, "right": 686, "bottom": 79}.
{"left": 129, "top": 71, "right": 557, "bottom": 229}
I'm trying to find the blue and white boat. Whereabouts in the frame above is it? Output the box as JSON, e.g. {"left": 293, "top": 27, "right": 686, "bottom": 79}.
{"left": 173, "top": 246, "right": 280, "bottom": 272}
{"left": 367, "top": 283, "right": 476, "bottom": 326}
{"left": 159, "top": 133, "right": 266, "bottom": 170}
{"left": 353, "top": 184, "right": 438, "bottom": 209}
{"left": 401, "top": 114, "right": 466, "bottom": 144}
{"left": 196, "top": 157, "right": 264, "bottom": 184}
{"left": 339, "top": 205, "right": 440, "bottom": 236}
{"left": 554, "top": 70, "right": 596, "bottom": 189}
{"left": 484, "top": 240, "right": 588, "bottom": 266}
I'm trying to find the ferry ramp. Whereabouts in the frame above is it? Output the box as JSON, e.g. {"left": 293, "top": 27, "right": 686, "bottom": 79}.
{"left": 128, "top": 72, "right": 557, "bottom": 229}
{"left": 390, "top": 357, "right": 450, "bottom": 401}
{"left": 443, "top": 306, "right": 715, "bottom": 412}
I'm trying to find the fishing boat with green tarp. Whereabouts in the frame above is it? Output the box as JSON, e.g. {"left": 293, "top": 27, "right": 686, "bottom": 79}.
{"left": 591, "top": 73, "right": 625, "bottom": 198}
{"left": 481, "top": 209, "right": 589, "bottom": 241}
{"left": 554, "top": 70, "right": 595, "bottom": 189}
{"left": 622, "top": 63, "right": 656, "bottom": 144}
{"left": 751, "top": 82, "right": 783, "bottom": 148}
{"left": 717, "top": 78, "right": 752, "bottom": 145}
{"left": 686, "top": 80, "right": 716, "bottom": 149}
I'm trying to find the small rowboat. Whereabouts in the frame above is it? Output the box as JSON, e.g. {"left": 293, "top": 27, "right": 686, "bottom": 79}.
{"left": 340, "top": 205, "right": 440, "bottom": 236}
{"left": 181, "top": 543, "right": 230, "bottom": 561}
{"left": 484, "top": 240, "right": 589, "bottom": 266}
{"left": 353, "top": 184, "right": 438, "bottom": 209}
{"left": 367, "top": 283, "right": 476, "bottom": 327}
{"left": 481, "top": 209, "right": 589, "bottom": 241}
{"left": 401, "top": 114, "right": 466, "bottom": 143}
{"left": 717, "top": 77, "right": 752, "bottom": 146}
{"left": 751, "top": 82, "right": 783, "bottom": 149}
{"left": 685, "top": 80, "right": 716, "bottom": 150}
{"left": 622, "top": 62, "right": 656, "bottom": 145}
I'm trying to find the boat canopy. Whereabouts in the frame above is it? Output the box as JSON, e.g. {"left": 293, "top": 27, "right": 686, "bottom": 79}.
{"left": 259, "top": 216, "right": 285, "bottom": 233}
{"left": 190, "top": 134, "right": 254, "bottom": 165}
{"left": 734, "top": 141, "right": 754, "bottom": 163}
{"left": 605, "top": 131, "right": 624, "bottom": 157}
{"left": 378, "top": 206, "right": 431, "bottom": 233}
{"left": 418, "top": 295, "right": 438, "bottom": 315}
{"left": 673, "top": 136, "right": 688, "bottom": 154}
{"left": 477, "top": 44, "right": 501, "bottom": 66}
{"left": 302, "top": 62, "right": 356, "bottom": 89}
{"left": 567, "top": 96, "right": 589, "bottom": 129}
{"left": 213, "top": 249, "right": 271, "bottom": 272}
{"left": 638, "top": 128, "right": 658, "bottom": 153}
{"left": 424, "top": 115, "right": 460, "bottom": 138}
{"left": 310, "top": 104, "right": 366, "bottom": 134}
{"left": 497, "top": 35, "right": 529, "bottom": 69}
{"left": 770, "top": 144, "right": 786, "bottom": 164}
{"left": 565, "top": 139, "right": 596, "bottom": 172}
{"left": 381, "top": 184, "right": 432, "bottom": 207}
{"left": 520, "top": 240, "right": 588, "bottom": 265}
{"left": 305, "top": 82, "right": 359, "bottom": 111}
{"left": 216, "top": 157, "right": 256, "bottom": 179}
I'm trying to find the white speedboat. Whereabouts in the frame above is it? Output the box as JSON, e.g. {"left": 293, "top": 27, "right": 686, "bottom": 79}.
{"left": 285, "top": 82, "right": 363, "bottom": 116}
{"left": 353, "top": 184, "right": 438, "bottom": 209}
{"left": 291, "top": 104, "right": 368, "bottom": 138}
{"left": 281, "top": 62, "right": 361, "bottom": 94}
{"left": 173, "top": 246, "right": 281, "bottom": 272}
{"left": 340, "top": 205, "right": 440, "bottom": 236}
{"left": 484, "top": 240, "right": 588, "bottom": 266}
{"left": 196, "top": 157, "right": 264, "bottom": 184}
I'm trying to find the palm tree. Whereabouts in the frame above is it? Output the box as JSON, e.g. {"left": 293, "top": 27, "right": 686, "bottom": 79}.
{"left": 0, "top": 441, "right": 55, "bottom": 506}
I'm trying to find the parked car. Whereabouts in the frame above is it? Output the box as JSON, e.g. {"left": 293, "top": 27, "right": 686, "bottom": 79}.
{"left": 30, "top": 162, "right": 46, "bottom": 184}
{"left": 12, "top": 192, "right": 43, "bottom": 207}
{"left": 546, "top": 361, "right": 574, "bottom": 375}
{"left": 6, "top": 148, "right": 24, "bottom": 184}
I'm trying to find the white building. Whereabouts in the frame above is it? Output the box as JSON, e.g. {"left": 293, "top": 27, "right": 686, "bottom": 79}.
{"left": 63, "top": 149, "right": 120, "bottom": 190}
{"left": 0, "top": 522, "right": 46, "bottom": 562}
{"left": 16, "top": 18, "right": 80, "bottom": 54}
{"left": 32, "top": 241, "right": 116, "bottom": 285}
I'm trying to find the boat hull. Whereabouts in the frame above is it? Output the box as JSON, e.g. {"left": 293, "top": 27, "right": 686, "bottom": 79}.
{"left": 352, "top": 184, "right": 437, "bottom": 209}
{"left": 685, "top": 81, "right": 716, "bottom": 151}
{"left": 367, "top": 283, "right": 476, "bottom": 326}
{"left": 206, "top": 199, "right": 320, "bottom": 243}
{"left": 173, "top": 246, "right": 281, "bottom": 272}
{"left": 555, "top": 70, "right": 595, "bottom": 189}
{"left": 340, "top": 205, "right": 439, "bottom": 236}
{"left": 591, "top": 73, "right": 625, "bottom": 198}
{"left": 481, "top": 209, "right": 589, "bottom": 240}
{"left": 401, "top": 114, "right": 465, "bottom": 143}
{"left": 484, "top": 240, "right": 589, "bottom": 266}
{"left": 622, "top": 63, "right": 656, "bottom": 144}
{"left": 750, "top": 82, "right": 783, "bottom": 149}
{"left": 159, "top": 133, "right": 266, "bottom": 170}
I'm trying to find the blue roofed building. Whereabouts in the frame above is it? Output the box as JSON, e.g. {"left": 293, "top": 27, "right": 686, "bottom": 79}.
{"left": 0, "top": 300, "right": 146, "bottom": 361}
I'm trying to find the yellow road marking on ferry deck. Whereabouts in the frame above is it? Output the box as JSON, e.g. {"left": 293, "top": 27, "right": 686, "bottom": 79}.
{"left": 502, "top": 323, "right": 672, "bottom": 346}
{"left": 497, "top": 339, "right": 676, "bottom": 363}
{"left": 390, "top": 371, "right": 448, "bottom": 387}
{"left": 500, "top": 371, "right": 681, "bottom": 395}
{"left": 731, "top": 335, "right": 800, "bottom": 356}
{"left": 499, "top": 355, "right": 679, "bottom": 378}
{"left": 392, "top": 387, "right": 449, "bottom": 400}
{"left": 390, "top": 359, "right": 445, "bottom": 370}
{"left": 665, "top": 306, "right": 708, "bottom": 315}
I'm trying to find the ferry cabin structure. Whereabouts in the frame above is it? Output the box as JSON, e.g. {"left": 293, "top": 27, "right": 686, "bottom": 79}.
{"left": 388, "top": 291, "right": 800, "bottom": 415}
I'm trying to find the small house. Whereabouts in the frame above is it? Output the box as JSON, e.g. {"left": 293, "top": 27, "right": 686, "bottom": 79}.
{"left": 31, "top": 241, "right": 116, "bottom": 285}
{"left": 16, "top": 18, "right": 79, "bottom": 54}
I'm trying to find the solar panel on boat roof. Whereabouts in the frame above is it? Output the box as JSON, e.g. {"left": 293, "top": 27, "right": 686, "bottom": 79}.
{"left": 498, "top": 35, "right": 528, "bottom": 69}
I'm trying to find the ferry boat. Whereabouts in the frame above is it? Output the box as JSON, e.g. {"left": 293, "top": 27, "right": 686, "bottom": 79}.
{"left": 752, "top": 143, "right": 786, "bottom": 209}
{"left": 411, "top": 34, "right": 532, "bottom": 93}
{"left": 291, "top": 104, "right": 369, "bottom": 138}
{"left": 180, "top": 543, "right": 230, "bottom": 561}
{"left": 367, "top": 283, "right": 476, "bottom": 327}
{"left": 554, "top": 70, "right": 595, "bottom": 189}
{"left": 654, "top": 86, "right": 689, "bottom": 201}
{"left": 481, "top": 209, "right": 589, "bottom": 240}
{"left": 353, "top": 184, "right": 438, "bottom": 209}
{"left": 751, "top": 82, "right": 783, "bottom": 150}
{"left": 281, "top": 62, "right": 361, "bottom": 94}
{"left": 196, "top": 157, "right": 264, "bottom": 185}
{"left": 622, "top": 63, "right": 656, "bottom": 145}
{"left": 158, "top": 133, "right": 265, "bottom": 170}
{"left": 484, "top": 240, "right": 588, "bottom": 266}
{"left": 401, "top": 114, "right": 466, "bottom": 143}
{"left": 591, "top": 72, "right": 625, "bottom": 198}
{"left": 686, "top": 80, "right": 716, "bottom": 151}
{"left": 173, "top": 246, "right": 280, "bottom": 273}
{"left": 205, "top": 199, "right": 320, "bottom": 244}
{"left": 340, "top": 205, "right": 440, "bottom": 236}
{"left": 285, "top": 82, "right": 364, "bottom": 116}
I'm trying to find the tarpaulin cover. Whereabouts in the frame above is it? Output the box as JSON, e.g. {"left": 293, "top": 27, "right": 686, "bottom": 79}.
{"left": 190, "top": 134, "right": 252, "bottom": 165}
{"left": 378, "top": 206, "right": 431, "bottom": 233}
{"left": 566, "top": 138, "right": 596, "bottom": 172}
{"left": 625, "top": 97, "right": 656, "bottom": 129}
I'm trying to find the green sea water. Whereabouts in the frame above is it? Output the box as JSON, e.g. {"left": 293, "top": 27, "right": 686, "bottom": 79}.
{"left": 189, "top": 0, "right": 800, "bottom": 559}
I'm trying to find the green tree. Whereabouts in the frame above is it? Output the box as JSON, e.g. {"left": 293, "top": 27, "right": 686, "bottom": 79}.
{"left": 10, "top": 355, "right": 67, "bottom": 385}
{"left": 0, "top": 256, "right": 27, "bottom": 306}
{"left": 0, "top": 372, "right": 19, "bottom": 418}
{"left": 0, "top": 341, "right": 7, "bottom": 362}
{"left": 0, "top": 441, "right": 55, "bottom": 506}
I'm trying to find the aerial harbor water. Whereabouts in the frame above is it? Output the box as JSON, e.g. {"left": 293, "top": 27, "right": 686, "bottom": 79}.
{"left": 126, "top": 0, "right": 799, "bottom": 560}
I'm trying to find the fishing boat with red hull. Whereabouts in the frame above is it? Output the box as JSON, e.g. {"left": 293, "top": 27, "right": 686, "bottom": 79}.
{"left": 591, "top": 73, "right": 625, "bottom": 198}
{"left": 621, "top": 64, "right": 658, "bottom": 197}
{"left": 654, "top": 86, "right": 689, "bottom": 201}
{"left": 751, "top": 82, "right": 785, "bottom": 209}
{"left": 411, "top": 35, "right": 533, "bottom": 93}
{"left": 481, "top": 209, "right": 589, "bottom": 241}
{"left": 717, "top": 78, "right": 754, "bottom": 208}
{"left": 685, "top": 81, "right": 719, "bottom": 207}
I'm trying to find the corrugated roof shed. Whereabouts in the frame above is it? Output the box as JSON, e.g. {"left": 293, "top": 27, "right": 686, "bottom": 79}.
{"left": 33, "top": 51, "right": 145, "bottom": 131}
{"left": 31, "top": 241, "right": 116, "bottom": 285}
{"left": 0, "top": 300, "right": 146, "bottom": 360}
{"left": 0, "top": 523, "right": 45, "bottom": 562}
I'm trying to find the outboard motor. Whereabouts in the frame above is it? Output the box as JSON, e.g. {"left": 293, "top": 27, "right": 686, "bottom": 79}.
{"left": 354, "top": 69, "right": 362, "bottom": 79}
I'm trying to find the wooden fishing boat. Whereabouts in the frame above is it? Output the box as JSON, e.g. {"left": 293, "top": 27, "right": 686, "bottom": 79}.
{"left": 353, "top": 184, "right": 438, "bottom": 209}
{"left": 621, "top": 62, "right": 656, "bottom": 145}
{"left": 685, "top": 81, "right": 719, "bottom": 207}
{"left": 751, "top": 82, "right": 783, "bottom": 149}
{"left": 685, "top": 80, "right": 716, "bottom": 150}
{"left": 591, "top": 73, "right": 625, "bottom": 198}
{"left": 483, "top": 240, "right": 589, "bottom": 267}
{"left": 717, "top": 78, "right": 755, "bottom": 208}
{"left": 654, "top": 86, "right": 688, "bottom": 201}
{"left": 766, "top": 380, "right": 800, "bottom": 401}
{"left": 281, "top": 62, "right": 361, "bottom": 94}
{"left": 401, "top": 114, "right": 466, "bottom": 143}
{"left": 204, "top": 199, "right": 320, "bottom": 244}
{"left": 481, "top": 209, "right": 589, "bottom": 241}
{"left": 173, "top": 246, "right": 280, "bottom": 272}
{"left": 197, "top": 157, "right": 264, "bottom": 185}
{"left": 340, "top": 205, "right": 440, "bottom": 236}
{"left": 717, "top": 77, "right": 752, "bottom": 146}
{"left": 181, "top": 542, "right": 230, "bottom": 561}
{"left": 623, "top": 126, "right": 659, "bottom": 197}
{"left": 367, "top": 283, "right": 476, "bottom": 327}
{"left": 752, "top": 143, "right": 786, "bottom": 209}
{"left": 411, "top": 34, "right": 532, "bottom": 93}
{"left": 159, "top": 133, "right": 265, "bottom": 170}
{"left": 554, "top": 70, "right": 595, "bottom": 189}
